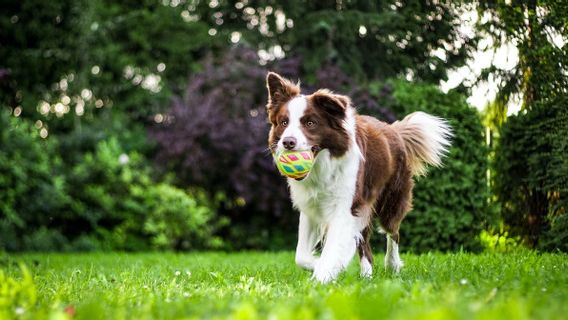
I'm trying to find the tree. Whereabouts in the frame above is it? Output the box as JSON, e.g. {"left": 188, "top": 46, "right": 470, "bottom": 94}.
{"left": 477, "top": 0, "right": 567, "bottom": 111}
{"left": 479, "top": 0, "right": 568, "bottom": 249}
{"left": 0, "top": 0, "right": 213, "bottom": 132}
{"left": 194, "top": 0, "right": 477, "bottom": 83}
{"left": 494, "top": 96, "right": 568, "bottom": 248}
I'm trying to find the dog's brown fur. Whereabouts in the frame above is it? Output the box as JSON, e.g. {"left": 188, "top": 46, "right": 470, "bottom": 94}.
{"left": 351, "top": 115, "right": 414, "bottom": 265}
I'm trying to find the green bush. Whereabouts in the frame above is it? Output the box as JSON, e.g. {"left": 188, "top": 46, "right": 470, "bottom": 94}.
{"left": 539, "top": 214, "right": 568, "bottom": 252}
{"left": 135, "top": 184, "right": 225, "bottom": 250}
{"left": 368, "top": 81, "right": 491, "bottom": 252}
{"left": 0, "top": 111, "right": 70, "bottom": 251}
{"left": 65, "top": 138, "right": 222, "bottom": 251}
{"left": 0, "top": 110, "right": 221, "bottom": 251}
{"left": 479, "top": 224, "right": 521, "bottom": 253}
{"left": 494, "top": 95, "right": 568, "bottom": 250}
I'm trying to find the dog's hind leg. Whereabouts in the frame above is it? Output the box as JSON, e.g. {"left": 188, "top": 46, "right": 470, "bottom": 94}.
{"left": 385, "top": 233, "right": 403, "bottom": 273}
{"left": 376, "top": 162, "right": 413, "bottom": 274}
{"left": 358, "top": 226, "right": 373, "bottom": 278}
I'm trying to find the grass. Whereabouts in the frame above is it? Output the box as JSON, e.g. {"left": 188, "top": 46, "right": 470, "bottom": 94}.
{"left": 1, "top": 251, "right": 567, "bottom": 319}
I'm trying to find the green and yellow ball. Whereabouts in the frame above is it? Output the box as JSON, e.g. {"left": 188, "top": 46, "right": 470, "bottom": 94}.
{"left": 274, "top": 150, "right": 314, "bottom": 180}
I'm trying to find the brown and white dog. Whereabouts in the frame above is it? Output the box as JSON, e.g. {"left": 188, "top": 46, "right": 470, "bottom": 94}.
{"left": 266, "top": 72, "right": 452, "bottom": 283}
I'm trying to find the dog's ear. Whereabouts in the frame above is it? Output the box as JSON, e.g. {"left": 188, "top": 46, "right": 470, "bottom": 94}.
{"left": 311, "top": 89, "right": 350, "bottom": 119}
{"left": 266, "top": 72, "right": 300, "bottom": 111}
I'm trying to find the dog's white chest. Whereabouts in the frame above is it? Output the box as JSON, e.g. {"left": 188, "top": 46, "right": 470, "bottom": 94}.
{"left": 288, "top": 149, "right": 360, "bottom": 224}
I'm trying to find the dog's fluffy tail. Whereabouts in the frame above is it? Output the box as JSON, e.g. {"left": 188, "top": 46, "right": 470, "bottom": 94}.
{"left": 391, "top": 112, "right": 453, "bottom": 176}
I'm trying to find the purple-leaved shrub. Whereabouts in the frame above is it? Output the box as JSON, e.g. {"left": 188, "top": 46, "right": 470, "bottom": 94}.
{"left": 151, "top": 46, "right": 397, "bottom": 249}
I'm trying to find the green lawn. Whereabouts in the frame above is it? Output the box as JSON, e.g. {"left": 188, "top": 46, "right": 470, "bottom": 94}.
{"left": 1, "top": 251, "right": 567, "bottom": 319}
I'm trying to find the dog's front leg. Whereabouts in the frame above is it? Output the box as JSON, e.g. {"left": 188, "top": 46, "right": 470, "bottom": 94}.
{"left": 312, "top": 212, "right": 358, "bottom": 283}
{"left": 295, "top": 212, "right": 318, "bottom": 270}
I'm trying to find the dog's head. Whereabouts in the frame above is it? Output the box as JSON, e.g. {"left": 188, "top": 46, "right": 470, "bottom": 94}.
{"left": 266, "top": 72, "right": 352, "bottom": 158}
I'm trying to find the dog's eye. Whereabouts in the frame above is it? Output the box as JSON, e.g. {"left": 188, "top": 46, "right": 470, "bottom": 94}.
{"left": 306, "top": 120, "right": 315, "bottom": 127}
{"left": 281, "top": 120, "right": 288, "bottom": 127}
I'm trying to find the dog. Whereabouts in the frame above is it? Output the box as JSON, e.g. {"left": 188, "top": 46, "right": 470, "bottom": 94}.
{"left": 265, "top": 72, "right": 452, "bottom": 283}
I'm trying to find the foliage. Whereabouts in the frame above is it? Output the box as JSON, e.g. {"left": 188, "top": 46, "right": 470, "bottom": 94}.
{"left": 196, "top": 0, "right": 477, "bottom": 83}
{"left": 539, "top": 214, "right": 568, "bottom": 253}
{"left": 477, "top": 0, "right": 568, "bottom": 112}
{"left": 373, "top": 81, "right": 491, "bottom": 252}
{"left": 151, "top": 46, "right": 295, "bottom": 249}
{"left": 63, "top": 137, "right": 221, "bottom": 251}
{"left": 478, "top": 1, "right": 567, "bottom": 252}
{"left": 0, "top": 265, "right": 38, "bottom": 320}
{"left": 493, "top": 95, "right": 568, "bottom": 250}
{"left": 0, "top": 111, "right": 69, "bottom": 251}
{"left": 479, "top": 225, "right": 522, "bottom": 253}
{"left": 1, "top": 0, "right": 479, "bottom": 131}
{"left": 135, "top": 184, "right": 225, "bottom": 250}
{"left": 0, "top": 111, "right": 220, "bottom": 251}
{"left": 2, "top": 0, "right": 562, "bottom": 253}
{"left": 0, "top": 1, "right": 84, "bottom": 115}
{"left": 2, "top": 251, "right": 568, "bottom": 319}
{"left": 0, "top": 0, "right": 214, "bottom": 132}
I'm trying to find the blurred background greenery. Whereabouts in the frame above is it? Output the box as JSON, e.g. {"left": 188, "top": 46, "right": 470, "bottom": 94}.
{"left": 0, "top": 0, "right": 566, "bottom": 252}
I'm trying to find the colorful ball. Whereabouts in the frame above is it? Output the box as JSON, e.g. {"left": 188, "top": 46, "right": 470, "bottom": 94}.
{"left": 274, "top": 150, "right": 314, "bottom": 180}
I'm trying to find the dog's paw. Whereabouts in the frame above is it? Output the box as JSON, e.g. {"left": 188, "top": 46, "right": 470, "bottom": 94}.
{"left": 384, "top": 258, "right": 404, "bottom": 274}
{"left": 295, "top": 255, "right": 315, "bottom": 271}
{"left": 311, "top": 269, "right": 335, "bottom": 284}
{"left": 312, "top": 260, "right": 338, "bottom": 284}
{"left": 360, "top": 258, "right": 373, "bottom": 278}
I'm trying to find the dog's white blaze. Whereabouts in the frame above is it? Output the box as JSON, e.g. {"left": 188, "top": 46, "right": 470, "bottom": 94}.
{"left": 278, "top": 96, "right": 309, "bottom": 151}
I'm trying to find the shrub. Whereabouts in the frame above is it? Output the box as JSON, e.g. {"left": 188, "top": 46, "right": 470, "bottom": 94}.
{"left": 368, "top": 81, "right": 491, "bottom": 252}
{"left": 65, "top": 138, "right": 221, "bottom": 251}
{"left": 494, "top": 95, "right": 568, "bottom": 250}
{"left": 538, "top": 214, "right": 568, "bottom": 252}
{"left": 0, "top": 110, "right": 220, "bottom": 251}
{"left": 479, "top": 225, "right": 521, "bottom": 253}
{"left": 134, "top": 184, "right": 224, "bottom": 250}
{"left": 151, "top": 47, "right": 297, "bottom": 249}
{"left": 0, "top": 111, "right": 69, "bottom": 251}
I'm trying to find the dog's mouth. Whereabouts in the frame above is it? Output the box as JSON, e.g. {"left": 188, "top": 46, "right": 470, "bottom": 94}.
{"left": 311, "top": 145, "right": 321, "bottom": 157}
{"left": 292, "top": 145, "right": 321, "bottom": 182}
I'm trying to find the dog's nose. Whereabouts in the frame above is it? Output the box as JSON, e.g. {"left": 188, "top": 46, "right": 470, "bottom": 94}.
{"left": 282, "top": 137, "right": 297, "bottom": 150}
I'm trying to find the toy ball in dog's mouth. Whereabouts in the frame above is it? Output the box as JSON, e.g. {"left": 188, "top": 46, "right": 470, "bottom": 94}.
{"left": 274, "top": 150, "right": 315, "bottom": 180}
